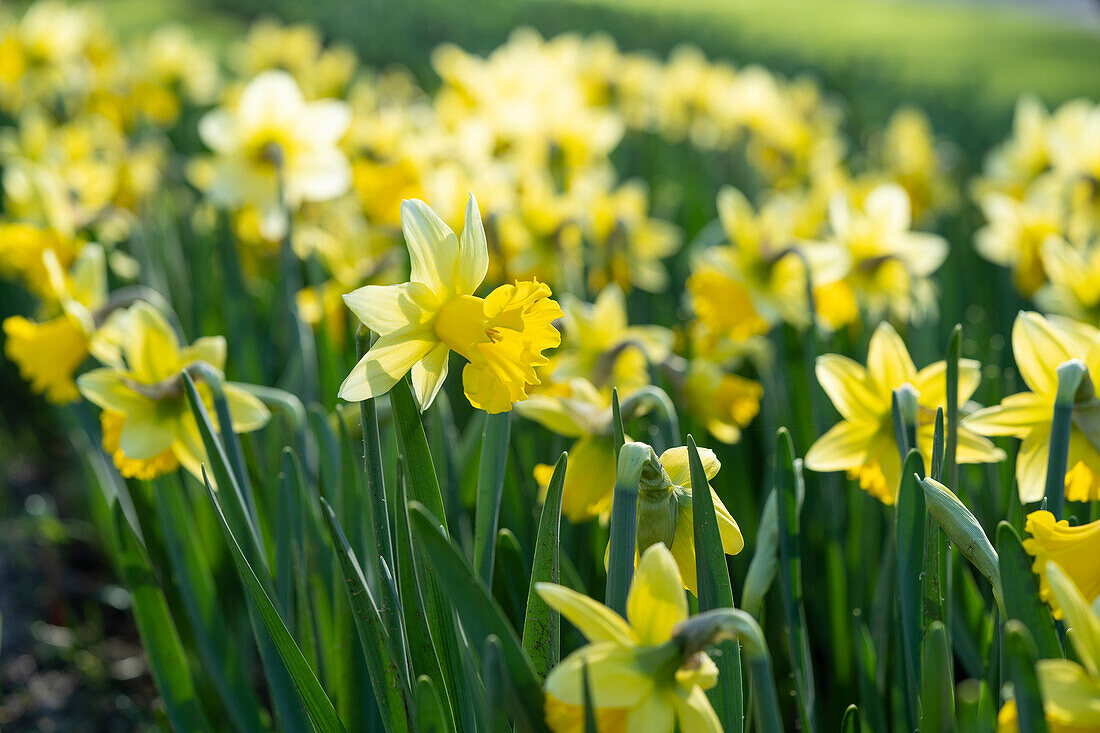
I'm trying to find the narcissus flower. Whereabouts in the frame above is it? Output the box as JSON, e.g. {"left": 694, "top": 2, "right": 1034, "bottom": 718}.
{"left": 193, "top": 69, "right": 351, "bottom": 241}
{"left": 631, "top": 444, "right": 744, "bottom": 594}
{"left": 997, "top": 562, "right": 1100, "bottom": 732}
{"left": 966, "top": 312, "right": 1100, "bottom": 503}
{"left": 1023, "top": 510, "right": 1100, "bottom": 619}
{"left": 537, "top": 544, "right": 723, "bottom": 732}
{"left": 339, "top": 195, "right": 563, "bottom": 414}
{"left": 77, "top": 302, "right": 269, "bottom": 481}
{"left": 683, "top": 358, "right": 762, "bottom": 445}
{"left": 805, "top": 322, "right": 1004, "bottom": 504}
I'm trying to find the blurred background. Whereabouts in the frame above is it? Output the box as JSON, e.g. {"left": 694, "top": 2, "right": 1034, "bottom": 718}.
{"left": 2, "top": 0, "right": 1099, "bottom": 728}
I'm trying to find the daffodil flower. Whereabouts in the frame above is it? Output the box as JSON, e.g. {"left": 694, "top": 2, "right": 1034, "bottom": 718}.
{"left": 1022, "top": 510, "right": 1100, "bottom": 619}
{"left": 77, "top": 302, "right": 269, "bottom": 481}
{"left": 805, "top": 322, "right": 1004, "bottom": 504}
{"left": 537, "top": 544, "right": 723, "bottom": 732}
{"left": 966, "top": 312, "right": 1100, "bottom": 503}
{"left": 3, "top": 244, "right": 120, "bottom": 404}
{"left": 193, "top": 69, "right": 352, "bottom": 241}
{"left": 683, "top": 357, "right": 762, "bottom": 445}
{"left": 630, "top": 444, "right": 744, "bottom": 594}
{"left": 338, "top": 195, "right": 563, "bottom": 414}
{"left": 997, "top": 562, "right": 1100, "bottom": 732}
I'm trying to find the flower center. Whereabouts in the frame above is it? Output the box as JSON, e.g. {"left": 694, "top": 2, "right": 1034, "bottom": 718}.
{"left": 433, "top": 295, "right": 492, "bottom": 364}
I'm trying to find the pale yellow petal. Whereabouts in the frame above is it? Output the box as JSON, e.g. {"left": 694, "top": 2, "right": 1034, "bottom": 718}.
{"left": 223, "top": 384, "right": 271, "bottom": 433}
{"left": 804, "top": 420, "right": 875, "bottom": 473}
{"left": 1016, "top": 425, "right": 1052, "bottom": 503}
{"left": 342, "top": 282, "right": 435, "bottom": 338}
{"left": 401, "top": 199, "right": 459, "bottom": 295}
{"left": 672, "top": 686, "right": 723, "bottom": 733}
{"left": 659, "top": 446, "right": 719, "bottom": 488}
{"left": 1035, "top": 659, "right": 1100, "bottom": 728}
{"left": 815, "top": 354, "right": 877, "bottom": 420}
{"left": 1013, "top": 311, "right": 1073, "bottom": 398}
{"left": 535, "top": 583, "right": 637, "bottom": 645}
{"left": 627, "top": 543, "right": 688, "bottom": 645}
{"left": 456, "top": 193, "right": 487, "bottom": 295}
{"left": 1045, "top": 562, "right": 1100, "bottom": 677}
{"left": 544, "top": 642, "right": 653, "bottom": 708}
{"left": 964, "top": 392, "right": 1049, "bottom": 439}
{"left": 866, "top": 321, "right": 916, "bottom": 395}
{"left": 625, "top": 689, "right": 676, "bottom": 733}
{"left": 337, "top": 331, "right": 436, "bottom": 402}
{"left": 410, "top": 343, "right": 450, "bottom": 411}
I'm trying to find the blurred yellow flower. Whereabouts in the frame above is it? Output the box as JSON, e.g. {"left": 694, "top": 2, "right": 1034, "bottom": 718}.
{"left": 684, "top": 358, "right": 762, "bottom": 445}
{"left": 974, "top": 182, "right": 1063, "bottom": 298}
{"left": 1023, "top": 510, "right": 1100, "bottom": 620}
{"left": 537, "top": 543, "right": 723, "bottom": 733}
{"left": 966, "top": 312, "right": 1100, "bottom": 503}
{"left": 194, "top": 70, "right": 352, "bottom": 241}
{"left": 997, "top": 562, "right": 1100, "bottom": 732}
{"left": 77, "top": 302, "right": 269, "bottom": 481}
{"left": 339, "top": 195, "right": 562, "bottom": 413}
{"left": 806, "top": 322, "right": 1004, "bottom": 504}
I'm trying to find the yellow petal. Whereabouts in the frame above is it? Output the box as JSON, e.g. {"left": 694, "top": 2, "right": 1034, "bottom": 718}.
{"left": 119, "top": 408, "right": 176, "bottom": 460}
{"left": 625, "top": 689, "right": 675, "bottom": 733}
{"left": 127, "top": 302, "right": 182, "bottom": 383}
{"left": 557, "top": 436, "right": 618, "bottom": 523}
{"left": 410, "top": 343, "right": 450, "bottom": 411}
{"left": 912, "top": 358, "right": 983, "bottom": 409}
{"left": 337, "top": 331, "right": 437, "bottom": 402}
{"left": 804, "top": 420, "right": 875, "bottom": 473}
{"left": 1024, "top": 511, "right": 1100, "bottom": 620}
{"left": 544, "top": 642, "right": 653, "bottom": 712}
{"left": 659, "top": 446, "right": 720, "bottom": 487}
{"left": 535, "top": 583, "right": 637, "bottom": 645}
{"left": 456, "top": 193, "right": 487, "bottom": 295}
{"left": 1016, "top": 426, "right": 1052, "bottom": 504}
{"left": 77, "top": 368, "right": 146, "bottom": 414}
{"left": 223, "top": 384, "right": 271, "bottom": 433}
{"left": 866, "top": 321, "right": 916, "bottom": 396}
{"left": 964, "top": 392, "right": 1050, "bottom": 439}
{"left": 1035, "top": 659, "right": 1100, "bottom": 728}
{"left": 1045, "top": 561, "right": 1100, "bottom": 677}
{"left": 712, "top": 490, "right": 745, "bottom": 555}
{"left": 401, "top": 199, "right": 459, "bottom": 296}
{"left": 815, "top": 354, "right": 877, "bottom": 420}
{"left": 342, "top": 282, "right": 435, "bottom": 338}
{"left": 179, "top": 336, "right": 227, "bottom": 372}
{"left": 672, "top": 686, "right": 723, "bottom": 733}
{"left": 1013, "top": 311, "right": 1074, "bottom": 398}
{"left": 668, "top": 499, "right": 699, "bottom": 595}
{"left": 626, "top": 543, "right": 687, "bottom": 645}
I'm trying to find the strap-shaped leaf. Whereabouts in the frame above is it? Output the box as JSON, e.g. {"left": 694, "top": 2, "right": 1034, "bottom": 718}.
{"left": 997, "top": 522, "right": 1062, "bottom": 659}
{"left": 522, "top": 452, "right": 566, "bottom": 679}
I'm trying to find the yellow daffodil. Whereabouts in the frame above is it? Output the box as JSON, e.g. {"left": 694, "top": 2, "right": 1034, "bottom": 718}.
{"left": 1036, "top": 235, "right": 1100, "bottom": 322}
{"left": 519, "top": 378, "right": 621, "bottom": 522}
{"left": 978, "top": 96, "right": 1051, "bottom": 198}
{"left": 1022, "top": 510, "right": 1100, "bottom": 619}
{"left": 688, "top": 186, "right": 848, "bottom": 339}
{"left": 631, "top": 444, "right": 743, "bottom": 594}
{"left": 0, "top": 222, "right": 79, "bottom": 297}
{"left": 974, "top": 180, "right": 1064, "bottom": 298}
{"left": 76, "top": 302, "right": 269, "bottom": 481}
{"left": 683, "top": 358, "right": 762, "bottom": 444}
{"left": 338, "top": 195, "right": 562, "bottom": 414}
{"left": 814, "top": 183, "right": 948, "bottom": 324}
{"left": 2, "top": 244, "right": 121, "bottom": 404}
{"left": 871, "top": 107, "right": 958, "bottom": 222}
{"left": 806, "top": 322, "right": 1004, "bottom": 504}
{"left": 997, "top": 562, "right": 1100, "bottom": 732}
{"left": 549, "top": 285, "right": 672, "bottom": 395}
{"left": 193, "top": 70, "right": 352, "bottom": 241}
{"left": 537, "top": 543, "right": 723, "bottom": 732}
{"left": 966, "top": 312, "right": 1100, "bottom": 503}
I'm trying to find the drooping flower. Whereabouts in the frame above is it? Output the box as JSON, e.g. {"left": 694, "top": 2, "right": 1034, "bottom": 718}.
{"left": 629, "top": 443, "right": 744, "bottom": 594}
{"left": 192, "top": 69, "right": 352, "bottom": 241}
{"left": 77, "top": 302, "right": 269, "bottom": 481}
{"left": 537, "top": 544, "right": 723, "bottom": 732}
{"left": 966, "top": 312, "right": 1100, "bottom": 503}
{"left": 997, "top": 562, "right": 1100, "bottom": 732}
{"left": 805, "top": 321, "right": 1004, "bottom": 504}
{"left": 339, "top": 195, "right": 563, "bottom": 414}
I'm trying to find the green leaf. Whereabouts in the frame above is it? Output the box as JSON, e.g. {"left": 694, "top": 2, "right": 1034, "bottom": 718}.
{"left": 996, "top": 522, "right": 1062, "bottom": 660}
{"left": 416, "top": 676, "right": 448, "bottom": 733}
{"left": 855, "top": 614, "right": 887, "bottom": 733}
{"left": 202, "top": 471, "right": 347, "bottom": 733}
{"left": 481, "top": 635, "right": 511, "bottom": 733}
{"left": 919, "top": 621, "right": 955, "bottom": 733}
{"left": 1045, "top": 360, "right": 1088, "bottom": 519}
{"left": 390, "top": 374, "right": 448, "bottom": 528}
{"left": 493, "top": 529, "right": 529, "bottom": 629}
{"left": 741, "top": 490, "right": 779, "bottom": 618}
{"left": 474, "top": 411, "right": 512, "bottom": 586}
{"left": 945, "top": 325, "right": 961, "bottom": 492}
{"left": 408, "top": 502, "right": 549, "bottom": 733}
{"left": 114, "top": 503, "right": 214, "bottom": 732}
{"left": 1004, "top": 621, "right": 1049, "bottom": 733}
{"left": 582, "top": 661, "right": 598, "bottom": 733}
{"left": 321, "top": 498, "right": 414, "bottom": 733}
{"left": 774, "top": 428, "right": 816, "bottom": 732}
{"left": 522, "top": 452, "right": 566, "bottom": 679}
{"left": 688, "top": 435, "right": 743, "bottom": 733}
{"left": 896, "top": 449, "right": 927, "bottom": 728}
{"left": 841, "top": 704, "right": 860, "bottom": 733}
{"left": 611, "top": 388, "right": 625, "bottom": 461}
{"left": 357, "top": 327, "right": 393, "bottom": 574}
{"left": 606, "top": 442, "right": 651, "bottom": 616}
